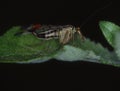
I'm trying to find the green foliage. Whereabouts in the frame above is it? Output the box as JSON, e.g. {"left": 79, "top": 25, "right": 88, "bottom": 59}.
{"left": 114, "top": 32, "right": 120, "bottom": 60}
{"left": 0, "top": 21, "right": 120, "bottom": 67}
{"left": 0, "top": 26, "right": 60, "bottom": 63}
{"left": 99, "top": 21, "right": 120, "bottom": 47}
{"left": 54, "top": 37, "right": 118, "bottom": 66}
{"left": 99, "top": 21, "right": 120, "bottom": 66}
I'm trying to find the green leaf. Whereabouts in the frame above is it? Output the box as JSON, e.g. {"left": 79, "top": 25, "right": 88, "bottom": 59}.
{"left": 54, "top": 45, "right": 100, "bottom": 62}
{"left": 0, "top": 26, "right": 60, "bottom": 63}
{"left": 114, "top": 31, "right": 120, "bottom": 60}
{"left": 54, "top": 37, "right": 119, "bottom": 67}
{"left": 99, "top": 21, "right": 120, "bottom": 47}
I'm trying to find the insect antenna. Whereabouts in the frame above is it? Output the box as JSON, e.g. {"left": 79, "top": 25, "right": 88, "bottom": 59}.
{"left": 80, "top": 1, "right": 112, "bottom": 29}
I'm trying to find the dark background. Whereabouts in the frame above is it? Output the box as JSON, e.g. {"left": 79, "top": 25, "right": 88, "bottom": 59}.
{"left": 0, "top": 0, "right": 120, "bottom": 90}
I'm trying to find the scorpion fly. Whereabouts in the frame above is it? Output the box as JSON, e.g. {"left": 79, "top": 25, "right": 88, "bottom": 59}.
{"left": 15, "top": 2, "right": 112, "bottom": 44}
{"left": 23, "top": 24, "right": 85, "bottom": 44}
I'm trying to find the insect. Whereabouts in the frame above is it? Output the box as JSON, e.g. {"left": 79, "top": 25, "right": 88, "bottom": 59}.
{"left": 20, "top": 2, "right": 111, "bottom": 44}
{"left": 23, "top": 24, "right": 85, "bottom": 44}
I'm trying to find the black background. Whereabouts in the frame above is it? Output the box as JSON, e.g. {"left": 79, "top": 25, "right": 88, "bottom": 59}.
{"left": 0, "top": 0, "right": 120, "bottom": 90}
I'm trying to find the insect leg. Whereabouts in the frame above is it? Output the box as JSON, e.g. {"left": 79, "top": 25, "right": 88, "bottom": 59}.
{"left": 76, "top": 27, "right": 85, "bottom": 40}
{"left": 61, "top": 30, "right": 72, "bottom": 44}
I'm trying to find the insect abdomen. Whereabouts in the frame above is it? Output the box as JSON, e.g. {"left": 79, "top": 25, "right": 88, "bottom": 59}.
{"left": 34, "top": 30, "right": 59, "bottom": 39}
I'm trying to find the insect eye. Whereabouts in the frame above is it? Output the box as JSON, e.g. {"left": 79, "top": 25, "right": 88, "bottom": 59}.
{"left": 33, "top": 24, "right": 41, "bottom": 30}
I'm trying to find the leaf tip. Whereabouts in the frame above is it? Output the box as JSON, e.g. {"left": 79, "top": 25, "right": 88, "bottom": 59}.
{"left": 99, "top": 20, "right": 107, "bottom": 27}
